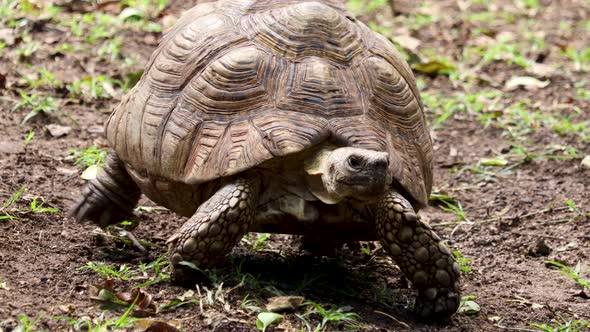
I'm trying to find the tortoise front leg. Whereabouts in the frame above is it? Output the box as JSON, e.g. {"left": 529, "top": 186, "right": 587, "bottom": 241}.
{"left": 69, "top": 152, "right": 141, "bottom": 227}
{"left": 375, "top": 190, "right": 461, "bottom": 318}
{"left": 167, "top": 177, "right": 260, "bottom": 281}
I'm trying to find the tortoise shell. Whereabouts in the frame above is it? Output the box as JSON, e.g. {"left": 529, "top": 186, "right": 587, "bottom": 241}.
{"left": 105, "top": 0, "right": 433, "bottom": 207}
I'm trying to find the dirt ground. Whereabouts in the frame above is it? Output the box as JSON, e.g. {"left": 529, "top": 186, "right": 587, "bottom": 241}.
{"left": 0, "top": 0, "right": 589, "bottom": 331}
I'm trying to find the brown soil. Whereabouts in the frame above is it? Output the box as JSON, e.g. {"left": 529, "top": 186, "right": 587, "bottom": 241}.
{"left": 0, "top": 0, "right": 589, "bottom": 331}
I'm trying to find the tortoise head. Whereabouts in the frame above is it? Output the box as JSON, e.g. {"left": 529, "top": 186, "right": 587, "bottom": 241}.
{"left": 322, "top": 147, "right": 392, "bottom": 200}
{"left": 305, "top": 146, "right": 393, "bottom": 203}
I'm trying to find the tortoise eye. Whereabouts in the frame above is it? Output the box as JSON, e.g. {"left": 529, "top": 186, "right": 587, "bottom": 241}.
{"left": 347, "top": 155, "right": 363, "bottom": 169}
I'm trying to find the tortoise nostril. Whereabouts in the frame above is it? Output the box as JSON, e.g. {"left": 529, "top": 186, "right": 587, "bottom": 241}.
{"left": 372, "top": 158, "right": 389, "bottom": 170}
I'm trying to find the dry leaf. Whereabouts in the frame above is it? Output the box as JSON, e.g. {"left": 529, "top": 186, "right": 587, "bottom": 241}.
{"left": 81, "top": 165, "right": 100, "bottom": 180}
{"left": 158, "top": 290, "right": 197, "bottom": 312}
{"left": 394, "top": 35, "right": 421, "bottom": 52}
{"left": 527, "top": 63, "right": 555, "bottom": 78}
{"left": 45, "top": 124, "right": 72, "bottom": 138}
{"left": 134, "top": 319, "right": 181, "bottom": 332}
{"left": 265, "top": 296, "right": 305, "bottom": 313}
{"left": 89, "top": 279, "right": 156, "bottom": 317}
{"left": 504, "top": 76, "right": 550, "bottom": 91}
{"left": 56, "top": 167, "right": 78, "bottom": 176}
{"left": 413, "top": 60, "right": 456, "bottom": 75}
{"left": 118, "top": 288, "right": 157, "bottom": 317}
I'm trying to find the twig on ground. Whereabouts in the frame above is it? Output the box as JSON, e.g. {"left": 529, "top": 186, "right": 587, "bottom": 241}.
{"left": 196, "top": 284, "right": 204, "bottom": 314}
{"left": 114, "top": 227, "right": 147, "bottom": 253}
{"left": 374, "top": 310, "right": 410, "bottom": 329}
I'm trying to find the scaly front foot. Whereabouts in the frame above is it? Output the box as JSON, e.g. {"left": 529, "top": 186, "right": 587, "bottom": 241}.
{"left": 375, "top": 190, "right": 461, "bottom": 318}
{"left": 167, "top": 177, "right": 260, "bottom": 283}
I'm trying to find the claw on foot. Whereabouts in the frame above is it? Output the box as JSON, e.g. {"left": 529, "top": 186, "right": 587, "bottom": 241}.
{"left": 69, "top": 153, "right": 140, "bottom": 227}
{"left": 414, "top": 287, "right": 461, "bottom": 318}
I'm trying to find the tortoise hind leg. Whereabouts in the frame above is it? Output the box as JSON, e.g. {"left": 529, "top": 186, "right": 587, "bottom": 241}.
{"left": 69, "top": 152, "right": 141, "bottom": 227}
{"left": 167, "top": 177, "right": 260, "bottom": 282}
{"left": 375, "top": 190, "right": 461, "bottom": 318}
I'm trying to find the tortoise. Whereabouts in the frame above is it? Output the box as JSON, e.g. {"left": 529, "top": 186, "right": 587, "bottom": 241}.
{"left": 70, "top": 0, "right": 461, "bottom": 318}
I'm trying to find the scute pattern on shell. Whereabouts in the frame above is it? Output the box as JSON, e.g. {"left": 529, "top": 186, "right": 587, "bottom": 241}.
{"left": 104, "top": 0, "right": 433, "bottom": 207}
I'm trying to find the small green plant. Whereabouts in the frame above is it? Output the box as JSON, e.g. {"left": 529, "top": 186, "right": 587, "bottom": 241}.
{"left": 68, "top": 145, "right": 107, "bottom": 168}
{"left": 545, "top": 261, "right": 590, "bottom": 291}
{"left": 574, "top": 81, "right": 590, "bottom": 101}
{"left": 120, "top": 0, "right": 169, "bottom": 22}
{"left": 55, "top": 308, "right": 137, "bottom": 331}
{"left": 68, "top": 76, "right": 122, "bottom": 100}
{"left": 87, "top": 20, "right": 115, "bottom": 44}
{"left": 509, "top": 145, "right": 579, "bottom": 163}
{"left": 406, "top": 13, "right": 438, "bottom": 31}
{"left": 23, "top": 130, "right": 34, "bottom": 148}
{"left": 253, "top": 233, "right": 271, "bottom": 251}
{"left": 454, "top": 145, "right": 579, "bottom": 184}
{"left": 360, "top": 242, "right": 372, "bottom": 255}
{"left": 80, "top": 262, "right": 137, "bottom": 281}
{"left": 517, "top": 0, "right": 540, "bottom": 10}
{"left": 562, "top": 47, "right": 590, "bottom": 72}
{"left": 0, "top": 185, "right": 26, "bottom": 220}
{"left": 98, "top": 37, "right": 123, "bottom": 61}
{"left": 420, "top": 92, "right": 462, "bottom": 129}
{"left": 0, "top": 0, "right": 60, "bottom": 24}
{"left": 15, "top": 312, "right": 44, "bottom": 332}
{"left": 231, "top": 260, "right": 262, "bottom": 290}
{"left": 17, "top": 35, "right": 41, "bottom": 60}
{"left": 0, "top": 0, "right": 19, "bottom": 25}
{"left": 13, "top": 91, "right": 58, "bottom": 125}
{"left": 23, "top": 68, "right": 62, "bottom": 89}
{"left": 0, "top": 40, "right": 6, "bottom": 57}
{"left": 240, "top": 294, "right": 263, "bottom": 313}
{"left": 68, "top": 146, "right": 108, "bottom": 181}
{"left": 67, "top": 19, "right": 84, "bottom": 37}
{"left": 453, "top": 251, "right": 472, "bottom": 273}
{"left": 55, "top": 43, "right": 76, "bottom": 54}
{"left": 2, "top": 185, "right": 25, "bottom": 210}
{"left": 256, "top": 312, "right": 283, "bottom": 332}
{"left": 29, "top": 197, "right": 60, "bottom": 214}
{"left": 439, "top": 199, "right": 468, "bottom": 222}
{"left": 565, "top": 199, "right": 584, "bottom": 217}
{"left": 135, "top": 255, "right": 171, "bottom": 287}
{"left": 81, "top": 257, "right": 171, "bottom": 287}
{"left": 530, "top": 316, "right": 589, "bottom": 332}
{"left": 297, "top": 301, "right": 360, "bottom": 331}
{"left": 465, "top": 33, "right": 533, "bottom": 68}
{"left": 65, "top": 13, "right": 119, "bottom": 44}
{"left": 346, "top": 0, "right": 389, "bottom": 15}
